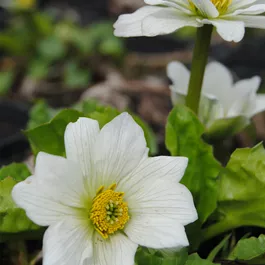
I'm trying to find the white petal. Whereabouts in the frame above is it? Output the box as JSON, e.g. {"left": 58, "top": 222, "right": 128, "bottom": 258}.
{"left": 125, "top": 179, "right": 197, "bottom": 227}
{"left": 198, "top": 95, "right": 225, "bottom": 126}
{"left": 124, "top": 179, "right": 197, "bottom": 249}
{"left": 191, "top": 0, "right": 219, "bottom": 18}
{"left": 12, "top": 176, "right": 82, "bottom": 226}
{"left": 141, "top": 8, "right": 200, "bottom": 36}
{"left": 228, "top": 4, "right": 265, "bottom": 15}
{"left": 114, "top": 6, "right": 200, "bottom": 37}
{"left": 167, "top": 61, "right": 190, "bottom": 95}
{"left": 43, "top": 217, "right": 93, "bottom": 265}
{"left": 91, "top": 232, "right": 138, "bottom": 265}
{"left": 119, "top": 156, "right": 188, "bottom": 199}
{"left": 227, "top": 76, "right": 261, "bottom": 117}
{"left": 253, "top": 94, "right": 265, "bottom": 116}
{"left": 125, "top": 214, "right": 189, "bottom": 249}
{"left": 34, "top": 152, "right": 88, "bottom": 206}
{"left": 114, "top": 6, "right": 165, "bottom": 37}
{"left": 202, "top": 61, "right": 233, "bottom": 106}
{"left": 202, "top": 19, "right": 245, "bottom": 42}
{"left": 144, "top": 0, "right": 193, "bottom": 14}
{"left": 228, "top": 0, "right": 258, "bottom": 12}
{"left": 170, "top": 88, "right": 187, "bottom": 105}
{"left": 93, "top": 113, "right": 148, "bottom": 192}
{"left": 64, "top": 117, "right": 100, "bottom": 181}
{"left": 235, "top": 15, "right": 265, "bottom": 29}
{"left": 233, "top": 76, "right": 261, "bottom": 95}
{"left": 227, "top": 91, "right": 256, "bottom": 118}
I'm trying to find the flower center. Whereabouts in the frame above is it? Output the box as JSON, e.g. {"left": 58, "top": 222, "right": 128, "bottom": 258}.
{"left": 189, "top": 0, "right": 232, "bottom": 15}
{"left": 90, "top": 184, "right": 129, "bottom": 239}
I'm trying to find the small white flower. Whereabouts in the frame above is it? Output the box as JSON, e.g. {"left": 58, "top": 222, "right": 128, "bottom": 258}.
{"left": 12, "top": 113, "right": 197, "bottom": 265}
{"left": 114, "top": 0, "right": 265, "bottom": 42}
{"left": 167, "top": 61, "right": 265, "bottom": 127}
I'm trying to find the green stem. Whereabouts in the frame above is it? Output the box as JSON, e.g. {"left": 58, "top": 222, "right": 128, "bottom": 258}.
{"left": 186, "top": 25, "right": 213, "bottom": 114}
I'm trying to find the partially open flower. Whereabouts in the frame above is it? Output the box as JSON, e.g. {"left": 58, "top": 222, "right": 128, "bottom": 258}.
{"left": 114, "top": 0, "right": 265, "bottom": 42}
{"left": 12, "top": 113, "right": 197, "bottom": 265}
{"left": 167, "top": 61, "right": 265, "bottom": 135}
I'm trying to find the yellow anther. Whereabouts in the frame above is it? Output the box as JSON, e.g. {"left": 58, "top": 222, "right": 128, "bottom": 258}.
{"left": 189, "top": 0, "right": 232, "bottom": 15}
{"left": 90, "top": 184, "right": 129, "bottom": 239}
{"left": 96, "top": 186, "right": 104, "bottom": 195}
{"left": 109, "top": 183, "right": 117, "bottom": 190}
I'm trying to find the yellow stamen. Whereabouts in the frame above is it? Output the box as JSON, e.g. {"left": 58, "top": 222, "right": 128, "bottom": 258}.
{"left": 211, "top": 0, "right": 232, "bottom": 13}
{"left": 90, "top": 184, "right": 129, "bottom": 239}
{"left": 189, "top": 0, "right": 232, "bottom": 15}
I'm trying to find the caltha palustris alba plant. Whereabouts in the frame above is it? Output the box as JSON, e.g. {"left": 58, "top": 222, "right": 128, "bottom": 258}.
{"left": 12, "top": 113, "right": 197, "bottom": 265}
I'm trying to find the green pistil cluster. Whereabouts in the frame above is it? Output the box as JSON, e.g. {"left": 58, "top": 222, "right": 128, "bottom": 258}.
{"left": 106, "top": 200, "right": 123, "bottom": 224}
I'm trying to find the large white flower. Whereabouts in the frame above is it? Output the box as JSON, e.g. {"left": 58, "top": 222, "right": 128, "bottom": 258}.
{"left": 167, "top": 61, "right": 265, "bottom": 128}
{"left": 12, "top": 113, "right": 197, "bottom": 265}
{"left": 114, "top": 0, "right": 265, "bottom": 42}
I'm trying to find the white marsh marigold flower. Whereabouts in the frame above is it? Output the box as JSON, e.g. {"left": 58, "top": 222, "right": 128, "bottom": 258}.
{"left": 167, "top": 61, "right": 265, "bottom": 128}
{"left": 12, "top": 113, "right": 197, "bottom": 265}
{"left": 114, "top": 0, "right": 265, "bottom": 42}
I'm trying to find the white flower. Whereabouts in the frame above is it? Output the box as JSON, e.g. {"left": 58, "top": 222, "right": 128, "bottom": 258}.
{"left": 114, "top": 0, "right": 265, "bottom": 42}
{"left": 12, "top": 113, "right": 197, "bottom": 265}
{"left": 167, "top": 61, "right": 265, "bottom": 128}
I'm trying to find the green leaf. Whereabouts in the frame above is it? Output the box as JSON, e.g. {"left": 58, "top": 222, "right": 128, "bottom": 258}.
{"left": 203, "top": 116, "right": 250, "bottom": 143}
{"left": 32, "top": 12, "right": 53, "bottom": 36}
{"left": 25, "top": 109, "right": 83, "bottom": 156}
{"left": 27, "top": 59, "right": 50, "bottom": 80}
{"left": 0, "top": 70, "right": 15, "bottom": 96}
{"left": 63, "top": 61, "right": 91, "bottom": 89}
{"left": 0, "top": 163, "right": 31, "bottom": 181}
{"left": 37, "top": 36, "right": 67, "bottom": 61}
{"left": 135, "top": 247, "right": 188, "bottom": 265}
{"left": 166, "top": 105, "right": 221, "bottom": 224}
{"left": 0, "top": 163, "right": 39, "bottom": 235}
{"left": 99, "top": 37, "right": 125, "bottom": 58}
{"left": 229, "top": 235, "right": 265, "bottom": 264}
{"left": 185, "top": 254, "right": 220, "bottom": 265}
{"left": 217, "top": 143, "right": 265, "bottom": 230}
{"left": 73, "top": 99, "right": 106, "bottom": 114}
{"left": 135, "top": 249, "right": 219, "bottom": 265}
{"left": 27, "top": 100, "right": 58, "bottom": 130}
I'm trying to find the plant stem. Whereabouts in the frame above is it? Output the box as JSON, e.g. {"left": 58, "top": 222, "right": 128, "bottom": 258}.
{"left": 186, "top": 25, "right": 213, "bottom": 114}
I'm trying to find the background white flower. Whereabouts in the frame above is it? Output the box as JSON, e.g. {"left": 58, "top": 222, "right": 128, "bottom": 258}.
{"left": 114, "top": 0, "right": 265, "bottom": 42}
{"left": 12, "top": 113, "right": 197, "bottom": 265}
{"left": 167, "top": 61, "right": 265, "bottom": 128}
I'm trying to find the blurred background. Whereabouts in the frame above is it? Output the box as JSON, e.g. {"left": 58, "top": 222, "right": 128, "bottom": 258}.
{"left": 0, "top": 0, "right": 265, "bottom": 167}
